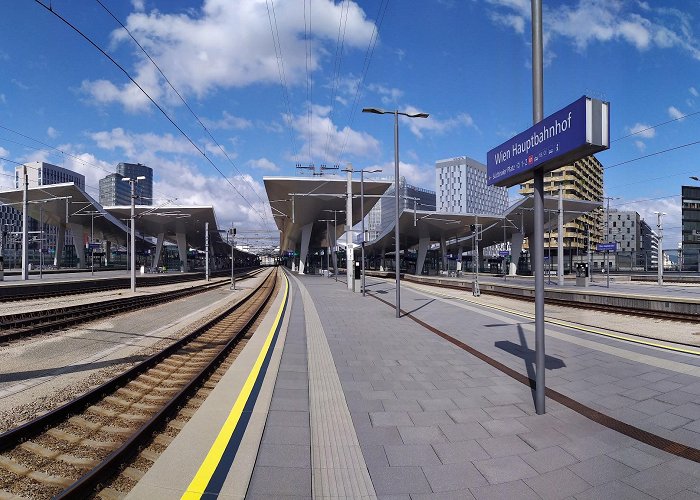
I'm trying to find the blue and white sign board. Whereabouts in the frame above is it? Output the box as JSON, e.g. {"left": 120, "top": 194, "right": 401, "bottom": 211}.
{"left": 596, "top": 242, "right": 617, "bottom": 252}
{"left": 487, "top": 96, "right": 610, "bottom": 187}
{"left": 498, "top": 250, "right": 510, "bottom": 257}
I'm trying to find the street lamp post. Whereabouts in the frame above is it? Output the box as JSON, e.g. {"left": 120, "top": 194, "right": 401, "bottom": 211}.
{"left": 122, "top": 176, "right": 146, "bottom": 292}
{"left": 318, "top": 219, "right": 334, "bottom": 278}
{"left": 603, "top": 196, "right": 620, "bottom": 288}
{"left": 362, "top": 107, "right": 429, "bottom": 317}
{"left": 230, "top": 226, "right": 236, "bottom": 290}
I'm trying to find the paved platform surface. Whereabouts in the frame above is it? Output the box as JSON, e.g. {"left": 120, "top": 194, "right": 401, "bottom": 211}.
{"left": 135, "top": 270, "right": 700, "bottom": 498}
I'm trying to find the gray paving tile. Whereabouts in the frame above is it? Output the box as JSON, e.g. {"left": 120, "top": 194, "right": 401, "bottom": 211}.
{"left": 657, "top": 390, "right": 700, "bottom": 406}
{"left": 560, "top": 436, "right": 619, "bottom": 461}
{"left": 411, "top": 489, "right": 476, "bottom": 500}
{"left": 607, "top": 446, "right": 667, "bottom": 471}
{"left": 621, "top": 463, "right": 700, "bottom": 498}
{"left": 645, "top": 412, "right": 693, "bottom": 430}
{"left": 370, "top": 411, "right": 414, "bottom": 427}
{"left": 261, "top": 425, "right": 310, "bottom": 445}
{"left": 669, "top": 403, "right": 700, "bottom": 420}
{"left": 481, "top": 418, "right": 531, "bottom": 437}
{"left": 270, "top": 394, "right": 310, "bottom": 411}
{"left": 622, "top": 387, "right": 662, "bottom": 401}
{"left": 361, "top": 444, "right": 389, "bottom": 469}
{"left": 596, "top": 394, "right": 636, "bottom": 410}
{"left": 469, "top": 480, "right": 541, "bottom": 500}
{"left": 265, "top": 410, "right": 309, "bottom": 428}
{"left": 247, "top": 466, "right": 311, "bottom": 496}
{"left": 418, "top": 398, "right": 459, "bottom": 411}
{"left": 398, "top": 425, "right": 447, "bottom": 444}
{"left": 438, "top": 422, "right": 490, "bottom": 442}
{"left": 368, "top": 466, "right": 432, "bottom": 495}
{"left": 433, "top": 440, "right": 490, "bottom": 464}
{"left": 382, "top": 399, "right": 423, "bottom": 412}
{"left": 483, "top": 404, "right": 528, "bottom": 419}
{"left": 423, "top": 462, "right": 489, "bottom": 492}
{"left": 409, "top": 410, "right": 456, "bottom": 426}
{"left": 356, "top": 425, "right": 405, "bottom": 445}
{"left": 447, "top": 408, "right": 491, "bottom": 423}
{"left": 524, "top": 467, "right": 591, "bottom": 500}
{"left": 477, "top": 435, "right": 535, "bottom": 458}
{"left": 384, "top": 444, "right": 441, "bottom": 466}
{"left": 667, "top": 491, "right": 700, "bottom": 500}
{"left": 667, "top": 457, "right": 700, "bottom": 478}
{"left": 568, "top": 455, "right": 637, "bottom": 486}
{"left": 518, "top": 427, "right": 569, "bottom": 450}
{"left": 473, "top": 455, "right": 538, "bottom": 484}
{"left": 573, "top": 479, "right": 654, "bottom": 500}
{"left": 629, "top": 398, "right": 676, "bottom": 416}
{"left": 521, "top": 446, "right": 578, "bottom": 474}
{"left": 255, "top": 443, "right": 310, "bottom": 468}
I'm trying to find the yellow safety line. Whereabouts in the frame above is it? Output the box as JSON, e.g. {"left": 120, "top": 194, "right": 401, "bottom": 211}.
{"left": 406, "top": 282, "right": 700, "bottom": 356}
{"left": 181, "top": 274, "right": 289, "bottom": 499}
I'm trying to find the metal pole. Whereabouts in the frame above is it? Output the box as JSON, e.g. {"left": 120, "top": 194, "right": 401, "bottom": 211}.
{"left": 587, "top": 224, "right": 592, "bottom": 283}
{"left": 334, "top": 213, "right": 338, "bottom": 282}
{"left": 326, "top": 220, "right": 330, "bottom": 278}
{"left": 606, "top": 198, "right": 610, "bottom": 288}
{"left": 39, "top": 204, "right": 43, "bottom": 280}
{"left": 394, "top": 110, "right": 401, "bottom": 318}
{"left": 657, "top": 212, "right": 664, "bottom": 285}
{"left": 22, "top": 164, "right": 28, "bottom": 280}
{"left": 547, "top": 209, "right": 551, "bottom": 285}
{"left": 503, "top": 217, "right": 507, "bottom": 280}
{"left": 130, "top": 180, "right": 136, "bottom": 292}
{"left": 205, "top": 221, "right": 210, "bottom": 281}
{"left": 557, "top": 187, "right": 564, "bottom": 286}
{"left": 531, "top": 0, "right": 545, "bottom": 415}
{"left": 231, "top": 227, "right": 236, "bottom": 290}
{"left": 346, "top": 166, "right": 353, "bottom": 290}
{"left": 90, "top": 212, "right": 95, "bottom": 277}
{"left": 361, "top": 169, "right": 366, "bottom": 296}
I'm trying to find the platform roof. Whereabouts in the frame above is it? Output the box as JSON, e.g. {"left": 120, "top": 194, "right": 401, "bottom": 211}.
{"left": 104, "top": 205, "right": 227, "bottom": 251}
{"left": 0, "top": 183, "right": 128, "bottom": 244}
{"left": 365, "top": 195, "right": 602, "bottom": 253}
{"left": 263, "top": 175, "right": 392, "bottom": 251}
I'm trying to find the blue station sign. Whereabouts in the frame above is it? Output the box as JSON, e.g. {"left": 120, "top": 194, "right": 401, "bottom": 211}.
{"left": 487, "top": 96, "right": 610, "bottom": 187}
{"left": 596, "top": 242, "right": 617, "bottom": 252}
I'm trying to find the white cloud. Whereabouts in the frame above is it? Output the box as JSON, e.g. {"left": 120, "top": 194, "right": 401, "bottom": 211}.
{"left": 0, "top": 146, "right": 9, "bottom": 157}
{"left": 0, "top": 94, "right": 6, "bottom": 104}
{"left": 488, "top": 0, "right": 700, "bottom": 61}
{"left": 83, "top": 0, "right": 377, "bottom": 110}
{"left": 247, "top": 157, "right": 279, "bottom": 172}
{"left": 363, "top": 160, "right": 433, "bottom": 188}
{"left": 47, "top": 127, "right": 59, "bottom": 139}
{"left": 627, "top": 122, "right": 655, "bottom": 139}
{"left": 634, "top": 140, "right": 646, "bottom": 151}
{"left": 285, "top": 104, "right": 380, "bottom": 163}
{"left": 200, "top": 111, "right": 252, "bottom": 130}
{"left": 90, "top": 128, "right": 198, "bottom": 157}
{"left": 620, "top": 196, "right": 681, "bottom": 247}
{"left": 366, "top": 83, "right": 404, "bottom": 106}
{"left": 690, "top": 87, "right": 699, "bottom": 97}
{"left": 668, "top": 106, "right": 685, "bottom": 120}
{"left": 401, "top": 106, "right": 477, "bottom": 139}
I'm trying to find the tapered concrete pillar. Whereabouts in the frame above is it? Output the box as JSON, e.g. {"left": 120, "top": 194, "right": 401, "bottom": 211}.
{"left": 69, "top": 223, "right": 86, "bottom": 268}
{"left": 176, "top": 232, "right": 187, "bottom": 271}
{"left": 379, "top": 247, "right": 386, "bottom": 271}
{"left": 298, "top": 223, "right": 313, "bottom": 275}
{"left": 509, "top": 233, "right": 524, "bottom": 275}
{"left": 153, "top": 232, "right": 165, "bottom": 268}
{"left": 415, "top": 227, "right": 430, "bottom": 276}
{"left": 105, "top": 241, "right": 111, "bottom": 265}
{"left": 457, "top": 245, "right": 463, "bottom": 271}
{"left": 440, "top": 235, "right": 447, "bottom": 272}
{"left": 54, "top": 224, "right": 65, "bottom": 267}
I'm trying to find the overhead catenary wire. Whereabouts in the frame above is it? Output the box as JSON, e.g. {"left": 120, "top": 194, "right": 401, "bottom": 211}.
{"left": 34, "top": 0, "right": 269, "bottom": 228}
{"left": 94, "top": 0, "right": 274, "bottom": 234}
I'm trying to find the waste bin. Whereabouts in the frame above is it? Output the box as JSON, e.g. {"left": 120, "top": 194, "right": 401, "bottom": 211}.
{"left": 354, "top": 261, "right": 362, "bottom": 293}
{"left": 575, "top": 263, "right": 589, "bottom": 287}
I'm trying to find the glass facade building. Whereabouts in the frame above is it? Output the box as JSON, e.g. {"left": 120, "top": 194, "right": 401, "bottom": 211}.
{"left": 682, "top": 185, "right": 700, "bottom": 271}
{"left": 99, "top": 163, "right": 153, "bottom": 206}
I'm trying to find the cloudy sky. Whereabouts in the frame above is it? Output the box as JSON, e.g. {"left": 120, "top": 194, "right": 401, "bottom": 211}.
{"left": 1, "top": 0, "right": 699, "bottom": 247}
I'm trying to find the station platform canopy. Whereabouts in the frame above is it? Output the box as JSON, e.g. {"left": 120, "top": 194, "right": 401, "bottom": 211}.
{"left": 0, "top": 183, "right": 128, "bottom": 244}
{"left": 104, "top": 205, "right": 227, "bottom": 252}
{"left": 264, "top": 175, "right": 392, "bottom": 252}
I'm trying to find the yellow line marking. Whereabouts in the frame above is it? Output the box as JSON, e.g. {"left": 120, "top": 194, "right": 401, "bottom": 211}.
{"left": 181, "top": 274, "right": 289, "bottom": 499}
{"left": 403, "top": 281, "right": 700, "bottom": 356}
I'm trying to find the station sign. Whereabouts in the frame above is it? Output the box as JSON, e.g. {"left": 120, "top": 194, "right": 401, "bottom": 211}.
{"left": 596, "top": 242, "right": 617, "bottom": 252}
{"left": 498, "top": 250, "right": 510, "bottom": 257}
{"left": 487, "top": 96, "right": 610, "bottom": 187}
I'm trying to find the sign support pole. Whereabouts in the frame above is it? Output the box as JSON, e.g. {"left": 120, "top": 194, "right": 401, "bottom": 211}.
{"left": 532, "top": 0, "right": 546, "bottom": 415}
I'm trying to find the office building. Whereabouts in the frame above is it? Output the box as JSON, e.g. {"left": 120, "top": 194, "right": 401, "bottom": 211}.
{"left": 519, "top": 155, "right": 604, "bottom": 269}
{"left": 682, "top": 184, "right": 700, "bottom": 271}
{"left": 606, "top": 210, "right": 641, "bottom": 252}
{"left": 374, "top": 177, "right": 436, "bottom": 238}
{"left": 15, "top": 161, "right": 85, "bottom": 190}
{"left": 640, "top": 219, "right": 659, "bottom": 269}
{"left": 436, "top": 156, "right": 508, "bottom": 214}
{"left": 99, "top": 163, "right": 153, "bottom": 206}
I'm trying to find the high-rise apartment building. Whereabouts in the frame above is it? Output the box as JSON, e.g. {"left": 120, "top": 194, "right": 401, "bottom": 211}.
{"left": 606, "top": 210, "right": 641, "bottom": 253}
{"left": 519, "top": 155, "right": 604, "bottom": 264}
{"left": 99, "top": 163, "right": 153, "bottom": 206}
{"left": 436, "top": 156, "right": 508, "bottom": 214}
{"left": 15, "top": 161, "right": 85, "bottom": 190}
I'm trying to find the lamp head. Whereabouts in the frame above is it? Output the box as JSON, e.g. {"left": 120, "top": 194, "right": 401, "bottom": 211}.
{"left": 692, "top": 176, "right": 700, "bottom": 181}
{"left": 362, "top": 107, "right": 387, "bottom": 115}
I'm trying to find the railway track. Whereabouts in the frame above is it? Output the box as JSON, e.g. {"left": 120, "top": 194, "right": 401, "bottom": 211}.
{"left": 0, "top": 268, "right": 265, "bottom": 343}
{"left": 366, "top": 270, "right": 700, "bottom": 322}
{"left": 0, "top": 267, "right": 279, "bottom": 499}
{"left": 0, "top": 267, "right": 262, "bottom": 303}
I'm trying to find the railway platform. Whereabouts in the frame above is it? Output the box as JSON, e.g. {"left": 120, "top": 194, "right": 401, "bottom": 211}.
{"left": 129, "top": 269, "right": 700, "bottom": 499}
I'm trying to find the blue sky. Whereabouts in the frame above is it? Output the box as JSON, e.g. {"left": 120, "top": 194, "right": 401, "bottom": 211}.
{"left": 1, "top": 0, "right": 699, "bottom": 248}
